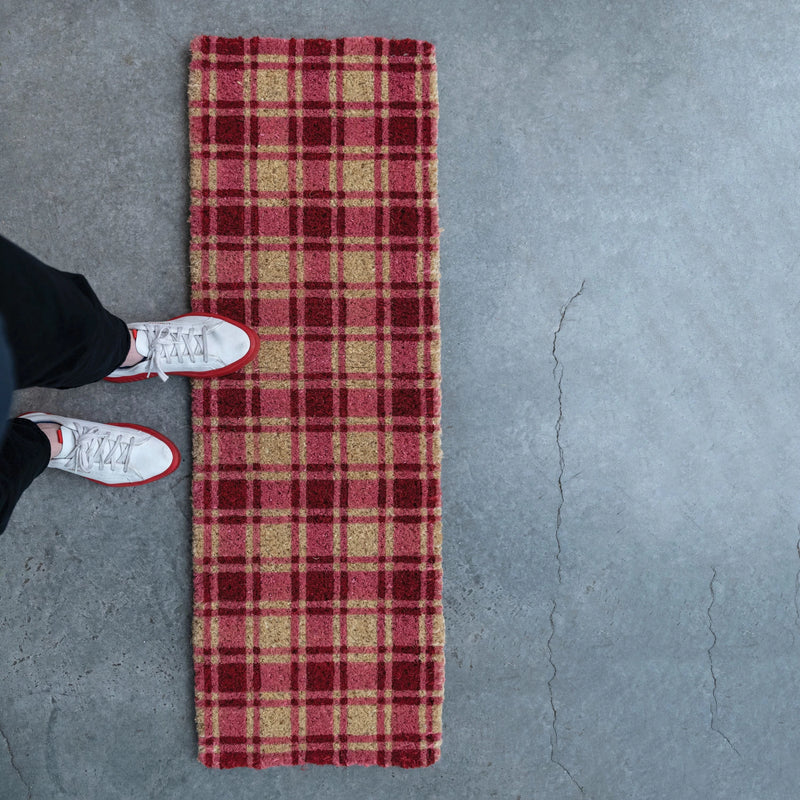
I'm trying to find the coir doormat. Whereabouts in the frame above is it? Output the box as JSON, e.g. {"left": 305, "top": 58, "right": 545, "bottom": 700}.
{"left": 188, "top": 36, "right": 443, "bottom": 768}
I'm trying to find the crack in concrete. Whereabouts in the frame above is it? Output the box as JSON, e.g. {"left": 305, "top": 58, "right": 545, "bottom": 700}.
{"left": 46, "top": 698, "right": 67, "bottom": 796}
{"left": 0, "top": 719, "right": 31, "bottom": 799}
{"left": 547, "top": 599, "right": 585, "bottom": 796}
{"left": 546, "top": 282, "right": 586, "bottom": 797}
{"left": 552, "top": 280, "right": 585, "bottom": 585}
{"left": 794, "top": 532, "right": 800, "bottom": 646}
{"left": 707, "top": 567, "right": 740, "bottom": 757}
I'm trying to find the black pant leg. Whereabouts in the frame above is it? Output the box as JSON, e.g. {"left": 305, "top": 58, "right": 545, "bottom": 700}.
{"left": 0, "top": 418, "right": 50, "bottom": 534}
{"left": 0, "top": 314, "right": 13, "bottom": 445}
{"left": 0, "top": 234, "right": 131, "bottom": 389}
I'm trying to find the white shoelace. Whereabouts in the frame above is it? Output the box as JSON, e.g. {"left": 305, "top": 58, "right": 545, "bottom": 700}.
{"left": 62, "top": 425, "right": 135, "bottom": 474}
{"left": 140, "top": 323, "right": 209, "bottom": 382}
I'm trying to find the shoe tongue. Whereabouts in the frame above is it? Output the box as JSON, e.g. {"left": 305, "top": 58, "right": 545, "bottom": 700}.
{"left": 133, "top": 328, "right": 151, "bottom": 358}
{"left": 56, "top": 425, "right": 77, "bottom": 459}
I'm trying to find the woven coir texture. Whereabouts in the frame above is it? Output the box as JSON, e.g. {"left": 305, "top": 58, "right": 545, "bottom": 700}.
{"left": 188, "top": 36, "right": 443, "bottom": 768}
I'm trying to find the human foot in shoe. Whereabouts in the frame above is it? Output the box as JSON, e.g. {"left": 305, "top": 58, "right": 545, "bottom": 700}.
{"left": 36, "top": 422, "right": 63, "bottom": 458}
{"left": 18, "top": 413, "right": 180, "bottom": 486}
{"left": 105, "top": 314, "right": 260, "bottom": 383}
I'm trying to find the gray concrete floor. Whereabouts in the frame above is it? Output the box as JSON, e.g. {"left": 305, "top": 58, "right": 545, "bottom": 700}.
{"left": 1, "top": 0, "right": 800, "bottom": 798}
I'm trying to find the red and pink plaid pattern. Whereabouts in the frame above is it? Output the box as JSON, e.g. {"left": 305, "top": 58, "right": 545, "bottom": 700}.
{"left": 188, "top": 36, "right": 443, "bottom": 768}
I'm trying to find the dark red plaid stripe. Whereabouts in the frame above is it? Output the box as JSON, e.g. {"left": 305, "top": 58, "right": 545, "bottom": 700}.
{"left": 188, "top": 36, "right": 443, "bottom": 769}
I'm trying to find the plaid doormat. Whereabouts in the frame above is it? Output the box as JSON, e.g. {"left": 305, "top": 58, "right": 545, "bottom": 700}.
{"left": 188, "top": 36, "right": 443, "bottom": 768}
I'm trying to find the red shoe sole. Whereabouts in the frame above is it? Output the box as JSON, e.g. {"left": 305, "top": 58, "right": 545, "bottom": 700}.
{"left": 104, "top": 313, "right": 260, "bottom": 383}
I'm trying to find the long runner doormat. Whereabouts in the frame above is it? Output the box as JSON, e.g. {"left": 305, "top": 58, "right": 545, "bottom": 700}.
{"left": 188, "top": 36, "right": 443, "bottom": 768}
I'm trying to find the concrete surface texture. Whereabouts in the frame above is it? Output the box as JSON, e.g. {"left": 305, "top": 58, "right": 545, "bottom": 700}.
{"left": 1, "top": 0, "right": 799, "bottom": 798}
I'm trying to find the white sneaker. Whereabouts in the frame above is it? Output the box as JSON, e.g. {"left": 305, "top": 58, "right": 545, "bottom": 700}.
{"left": 105, "top": 313, "right": 260, "bottom": 383}
{"left": 19, "top": 413, "right": 180, "bottom": 487}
